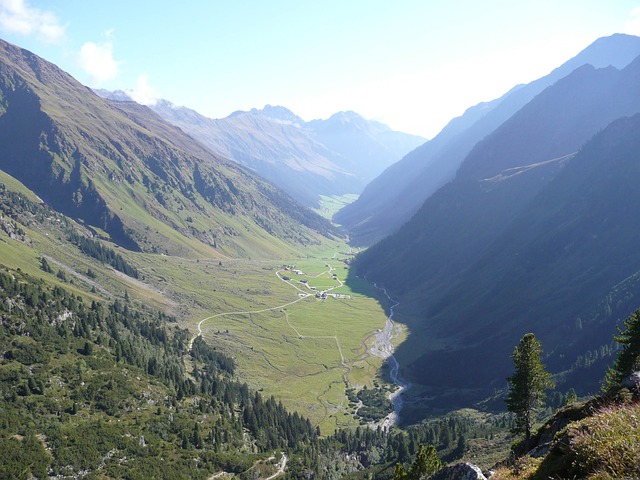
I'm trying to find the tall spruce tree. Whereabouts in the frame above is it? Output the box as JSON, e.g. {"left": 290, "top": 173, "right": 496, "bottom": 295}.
{"left": 604, "top": 309, "right": 640, "bottom": 390}
{"left": 393, "top": 444, "right": 442, "bottom": 480}
{"left": 506, "top": 333, "right": 554, "bottom": 443}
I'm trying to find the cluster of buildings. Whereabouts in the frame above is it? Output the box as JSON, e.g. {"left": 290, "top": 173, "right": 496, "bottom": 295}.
{"left": 282, "top": 265, "right": 304, "bottom": 275}
{"left": 282, "top": 264, "right": 350, "bottom": 300}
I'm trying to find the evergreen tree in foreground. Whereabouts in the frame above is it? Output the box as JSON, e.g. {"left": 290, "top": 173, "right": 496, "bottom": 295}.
{"left": 393, "top": 444, "right": 442, "bottom": 480}
{"left": 505, "top": 333, "right": 554, "bottom": 444}
{"left": 603, "top": 308, "right": 640, "bottom": 391}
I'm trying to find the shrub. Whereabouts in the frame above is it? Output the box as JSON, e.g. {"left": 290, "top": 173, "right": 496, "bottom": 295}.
{"left": 568, "top": 402, "right": 640, "bottom": 478}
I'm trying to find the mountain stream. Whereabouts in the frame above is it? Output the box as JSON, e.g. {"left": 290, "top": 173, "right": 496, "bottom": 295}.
{"left": 370, "top": 285, "right": 410, "bottom": 429}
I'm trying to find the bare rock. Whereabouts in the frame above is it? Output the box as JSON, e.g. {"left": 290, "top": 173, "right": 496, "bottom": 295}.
{"left": 428, "top": 462, "right": 487, "bottom": 480}
{"left": 621, "top": 371, "right": 640, "bottom": 390}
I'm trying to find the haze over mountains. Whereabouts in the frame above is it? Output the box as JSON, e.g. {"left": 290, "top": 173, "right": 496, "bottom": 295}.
{"left": 5, "top": 30, "right": 640, "bottom": 415}
{"left": 7, "top": 31, "right": 640, "bottom": 413}
{"left": 351, "top": 33, "right": 640, "bottom": 416}
{"left": 336, "top": 33, "right": 640, "bottom": 246}
{"left": 96, "top": 90, "right": 425, "bottom": 207}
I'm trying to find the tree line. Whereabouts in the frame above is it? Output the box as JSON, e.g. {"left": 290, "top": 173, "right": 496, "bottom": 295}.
{"left": 67, "top": 230, "right": 139, "bottom": 278}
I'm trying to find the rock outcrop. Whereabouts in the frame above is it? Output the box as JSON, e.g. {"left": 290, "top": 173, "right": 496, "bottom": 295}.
{"left": 621, "top": 371, "right": 640, "bottom": 391}
{"left": 428, "top": 462, "right": 487, "bottom": 480}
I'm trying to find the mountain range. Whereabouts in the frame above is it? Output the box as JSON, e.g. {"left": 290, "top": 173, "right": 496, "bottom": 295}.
{"left": 351, "top": 34, "right": 640, "bottom": 417}
{"left": 0, "top": 38, "right": 337, "bottom": 259}
{"left": 2, "top": 28, "right": 640, "bottom": 478}
{"left": 96, "top": 91, "right": 425, "bottom": 207}
{"left": 5, "top": 30, "right": 640, "bottom": 419}
{"left": 0, "top": 35, "right": 502, "bottom": 478}
{"left": 336, "top": 33, "right": 640, "bottom": 246}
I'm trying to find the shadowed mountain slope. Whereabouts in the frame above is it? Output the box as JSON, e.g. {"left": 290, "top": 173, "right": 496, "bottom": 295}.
{"left": 353, "top": 56, "right": 640, "bottom": 414}
{"left": 336, "top": 33, "right": 640, "bottom": 246}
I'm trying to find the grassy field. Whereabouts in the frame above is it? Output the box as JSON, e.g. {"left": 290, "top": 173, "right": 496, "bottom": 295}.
{"left": 191, "top": 244, "right": 395, "bottom": 433}
{"left": 314, "top": 194, "right": 359, "bottom": 220}
{"left": 0, "top": 172, "right": 399, "bottom": 434}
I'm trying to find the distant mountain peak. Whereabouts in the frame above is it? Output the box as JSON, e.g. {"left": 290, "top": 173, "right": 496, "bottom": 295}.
{"left": 93, "top": 88, "right": 134, "bottom": 102}
{"left": 245, "top": 104, "right": 304, "bottom": 126}
{"left": 154, "top": 98, "right": 176, "bottom": 108}
{"left": 144, "top": 99, "right": 423, "bottom": 206}
{"left": 330, "top": 111, "right": 365, "bottom": 123}
{"left": 331, "top": 110, "right": 360, "bottom": 119}
{"left": 324, "top": 111, "right": 388, "bottom": 130}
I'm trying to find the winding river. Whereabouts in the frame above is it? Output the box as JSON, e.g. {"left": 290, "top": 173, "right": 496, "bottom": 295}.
{"left": 370, "top": 284, "right": 410, "bottom": 429}
{"left": 190, "top": 260, "right": 409, "bottom": 430}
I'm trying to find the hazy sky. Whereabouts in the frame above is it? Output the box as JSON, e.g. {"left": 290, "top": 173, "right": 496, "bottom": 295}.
{"left": 1, "top": 1, "right": 639, "bottom": 137}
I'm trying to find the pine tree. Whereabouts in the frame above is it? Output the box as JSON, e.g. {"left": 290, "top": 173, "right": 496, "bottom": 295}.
{"left": 82, "top": 341, "right": 93, "bottom": 356}
{"left": 407, "top": 444, "right": 442, "bottom": 479}
{"left": 603, "top": 309, "right": 640, "bottom": 390}
{"left": 393, "top": 463, "right": 406, "bottom": 480}
{"left": 192, "top": 422, "right": 201, "bottom": 449}
{"left": 39, "top": 256, "right": 53, "bottom": 273}
{"left": 393, "top": 444, "right": 442, "bottom": 480}
{"left": 505, "top": 333, "right": 554, "bottom": 443}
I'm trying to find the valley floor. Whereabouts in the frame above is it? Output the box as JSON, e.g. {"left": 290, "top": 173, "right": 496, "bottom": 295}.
{"left": 181, "top": 243, "right": 404, "bottom": 433}
{"left": 0, "top": 169, "right": 403, "bottom": 434}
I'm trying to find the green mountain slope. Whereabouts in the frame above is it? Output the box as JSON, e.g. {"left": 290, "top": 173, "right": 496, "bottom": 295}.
{"left": 0, "top": 38, "right": 420, "bottom": 478}
{"left": 0, "top": 38, "right": 337, "bottom": 259}
{"left": 0, "top": 103, "right": 401, "bottom": 480}
{"left": 144, "top": 101, "right": 424, "bottom": 208}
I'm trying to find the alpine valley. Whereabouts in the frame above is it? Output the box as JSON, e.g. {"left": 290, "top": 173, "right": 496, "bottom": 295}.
{"left": 3, "top": 30, "right": 640, "bottom": 480}
{"left": 96, "top": 90, "right": 425, "bottom": 209}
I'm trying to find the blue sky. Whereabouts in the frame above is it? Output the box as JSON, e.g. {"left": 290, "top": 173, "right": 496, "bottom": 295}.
{"left": 1, "top": 1, "right": 639, "bottom": 137}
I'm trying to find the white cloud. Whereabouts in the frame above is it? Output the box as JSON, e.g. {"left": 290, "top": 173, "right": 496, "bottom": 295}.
{"left": 127, "top": 74, "right": 159, "bottom": 105}
{"left": 0, "top": 0, "right": 65, "bottom": 43}
{"left": 79, "top": 40, "right": 119, "bottom": 86}
{"left": 625, "top": 6, "right": 640, "bottom": 35}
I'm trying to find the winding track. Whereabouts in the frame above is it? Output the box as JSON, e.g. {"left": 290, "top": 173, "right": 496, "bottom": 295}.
{"left": 188, "top": 255, "right": 403, "bottom": 430}
{"left": 189, "top": 260, "right": 346, "bottom": 355}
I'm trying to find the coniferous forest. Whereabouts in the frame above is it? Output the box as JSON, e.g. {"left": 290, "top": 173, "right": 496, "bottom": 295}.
{"left": 0, "top": 265, "right": 493, "bottom": 478}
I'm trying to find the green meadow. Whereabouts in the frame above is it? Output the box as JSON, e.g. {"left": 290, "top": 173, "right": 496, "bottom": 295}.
{"left": 0, "top": 171, "right": 399, "bottom": 434}
{"left": 192, "top": 246, "right": 394, "bottom": 433}
{"left": 313, "top": 193, "right": 359, "bottom": 220}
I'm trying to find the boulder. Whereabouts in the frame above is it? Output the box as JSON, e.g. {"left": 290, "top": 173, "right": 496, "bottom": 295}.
{"left": 428, "top": 462, "right": 487, "bottom": 480}
{"left": 621, "top": 371, "right": 640, "bottom": 390}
